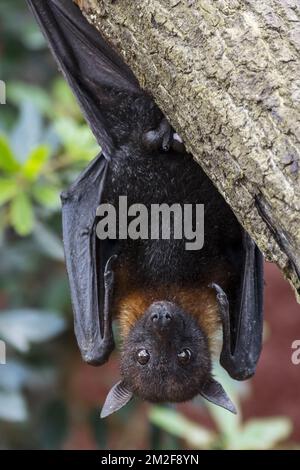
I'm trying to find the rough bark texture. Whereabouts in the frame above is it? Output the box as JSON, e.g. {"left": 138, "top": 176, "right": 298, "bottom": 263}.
{"left": 76, "top": 0, "right": 300, "bottom": 301}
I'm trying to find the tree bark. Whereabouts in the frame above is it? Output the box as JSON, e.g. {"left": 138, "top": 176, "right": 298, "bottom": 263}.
{"left": 76, "top": 0, "right": 300, "bottom": 301}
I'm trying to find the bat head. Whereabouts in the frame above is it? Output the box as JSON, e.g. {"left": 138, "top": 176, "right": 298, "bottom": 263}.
{"left": 101, "top": 301, "right": 236, "bottom": 418}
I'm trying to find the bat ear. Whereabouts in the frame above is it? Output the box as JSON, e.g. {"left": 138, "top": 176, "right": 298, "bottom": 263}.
{"left": 101, "top": 381, "right": 133, "bottom": 418}
{"left": 200, "top": 378, "right": 237, "bottom": 414}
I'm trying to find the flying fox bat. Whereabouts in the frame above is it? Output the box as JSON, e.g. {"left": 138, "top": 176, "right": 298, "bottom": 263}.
{"left": 27, "top": 0, "right": 264, "bottom": 418}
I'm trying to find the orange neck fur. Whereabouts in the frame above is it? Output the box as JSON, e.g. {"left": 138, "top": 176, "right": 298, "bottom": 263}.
{"left": 113, "top": 263, "right": 226, "bottom": 352}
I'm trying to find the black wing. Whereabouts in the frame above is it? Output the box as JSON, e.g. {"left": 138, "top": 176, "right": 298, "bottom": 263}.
{"left": 26, "top": 0, "right": 140, "bottom": 156}
{"left": 26, "top": 0, "right": 141, "bottom": 364}
{"left": 61, "top": 155, "right": 117, "bottom": 364}
{"left": 212, "top": 231, "right": 264, "bottom": 380}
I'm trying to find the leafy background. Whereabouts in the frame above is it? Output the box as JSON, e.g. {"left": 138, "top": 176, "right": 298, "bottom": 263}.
{"left": 0, "top": 0, "right": 300, "bottom": 450}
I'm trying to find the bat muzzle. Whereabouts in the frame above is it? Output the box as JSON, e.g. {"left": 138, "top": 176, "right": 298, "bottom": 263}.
{"left": 151, "top": 310, "right": 172, "bottom": 329}
{"left": 147, "top": 301, "right": 177, "bottom": 333}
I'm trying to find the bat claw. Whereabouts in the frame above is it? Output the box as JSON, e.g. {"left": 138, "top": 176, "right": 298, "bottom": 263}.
{"left": 104, "top": 270, "right": 114, "bottom": 287}
{"left": 210, "top": 282, "right": 229, "bottom": 318}
{"left": 209, "top": 283, "right": 228, "bottom": 302}
{"left": 60, "top": 190, "right": 70, "bottom": 202}
{"left": 217, "top": 293, "right": 229, "bottom": 308}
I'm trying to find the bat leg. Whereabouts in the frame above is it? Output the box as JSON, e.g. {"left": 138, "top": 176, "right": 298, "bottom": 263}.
{"left": 143, "top": 117, "right": 186, "bottom": 153}
{"left": 210, "top": 283, "right": 237, "bottom": 373}
{"left": 211, "top": 233, "right": 264, "bottom": 380}
{"left": 102, "top": 255, "right": 118, "bottom": 349}
{"left": 143, "top": 118, "right": 173, "bottom": 151}
{"left": 162, "top": 121, "right": 173, "bottom": 151}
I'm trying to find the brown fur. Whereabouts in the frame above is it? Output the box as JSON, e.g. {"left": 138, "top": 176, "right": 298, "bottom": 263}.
{"left": 112, "top": 262, "right": 229, "bottom": 352}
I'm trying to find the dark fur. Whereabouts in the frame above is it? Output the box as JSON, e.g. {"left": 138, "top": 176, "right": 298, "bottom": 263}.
{"left": 104, "top": 140, "right": 243, "bottom": 287}
{"left": 120, "top": 302, "right": 211, "bottom": 402}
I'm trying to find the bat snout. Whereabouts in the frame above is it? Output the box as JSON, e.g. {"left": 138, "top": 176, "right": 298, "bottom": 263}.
{"left": 151, "top": 310, "right": 172, "bottom": 327}
{"left": 148, "top": 301, "right": 175, "bottom": 331}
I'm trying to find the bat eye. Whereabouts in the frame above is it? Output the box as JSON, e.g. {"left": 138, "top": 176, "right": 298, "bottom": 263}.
{"left": 177, "top": 348, "right": 192, "bottom": 365}
{"left": 137, "top": 349, "right": 150, "bottom": 365}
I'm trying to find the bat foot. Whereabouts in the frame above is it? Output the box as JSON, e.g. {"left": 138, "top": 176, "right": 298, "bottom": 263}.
{"left": 104, "top": 270, "right": 114, "bottom": 289}
{"left": 209, "top": 283, "right": 229, "bottom": 309}
{"left": 60, "top": 190, "right": 69, "bottom": 202}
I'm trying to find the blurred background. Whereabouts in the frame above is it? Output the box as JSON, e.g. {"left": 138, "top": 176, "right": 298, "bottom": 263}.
{"left": 0, "top": 0, "right": 300, "bottom": 450}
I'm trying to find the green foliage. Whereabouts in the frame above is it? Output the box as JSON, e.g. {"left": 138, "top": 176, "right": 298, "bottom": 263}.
{"left": 0, "top": 178, "right": 18, "bottom": 205}
{"left": 150, "top": 405, "right": 292, "bottom": 450}
{"left": 0, "top": 83, "right": 99, "bottom": 237}
{"left": 149, "top": 365, "right": 294, "bottom": 450}
{"left": 0, "top": 136, "right": 21, "bottom": 173}
{"left": 149, "top": 407, "right": 216, "bottom": 448}
{"left": 55, "top": 117, "right": 99, "bottom": 161}
{"left": 0, "top": 129, "right": 51, "bottom": 236}
{"left": 0, "top": 3, "right": 99, "bottom": 445}
{"left": 0, "top": 309, "right": 66, "bottom": 353}
{"left": 10, "top": 192, "right": 35, "bottom": 236}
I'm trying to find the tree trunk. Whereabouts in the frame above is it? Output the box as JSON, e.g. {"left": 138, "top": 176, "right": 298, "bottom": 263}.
{"left": 76, "top": 0, "right": 300, "bottom": 301}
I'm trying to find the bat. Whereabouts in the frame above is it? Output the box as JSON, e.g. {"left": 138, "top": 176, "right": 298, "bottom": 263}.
{"left": 27, "top": 0, "right": 264, "bottom": 418}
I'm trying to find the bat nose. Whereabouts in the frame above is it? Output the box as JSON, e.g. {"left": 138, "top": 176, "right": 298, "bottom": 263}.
{"left": 150, "top": 308, "right": 173, "bottom": 328}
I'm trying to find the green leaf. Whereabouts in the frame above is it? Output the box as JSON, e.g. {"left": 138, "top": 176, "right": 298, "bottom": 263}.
{"left": 52, "top": 79, "right": 82, "bottom": 119}
{"left": 0, "top": 309, "right": 66, "bottom": 352}
{"left": 32, "top": 184, "right": 60, "bottom": 208}
{"left": 149, "top": 406, "right": 216, "bottom": 448}
{"left": 10, "top": 193, "right": 34, "bottom": 236}
{"left": 22, "top": 145, "right": 50, "bottom": 180}
{"left": 55, "top": 117, "right": 99, "bottom": 161}
{"left": 229, "top": 417, "right": 292, "bottom": 450}
{"left": 0, "top": 178, "right": 17, "bottom": 206}
{"left": 0, "top": 135, "right": 21, "bottom": 173}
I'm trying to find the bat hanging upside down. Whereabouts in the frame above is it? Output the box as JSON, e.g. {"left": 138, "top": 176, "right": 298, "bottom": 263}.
{"left": 27, "top": 0, "right": 264, "bottom": 417}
